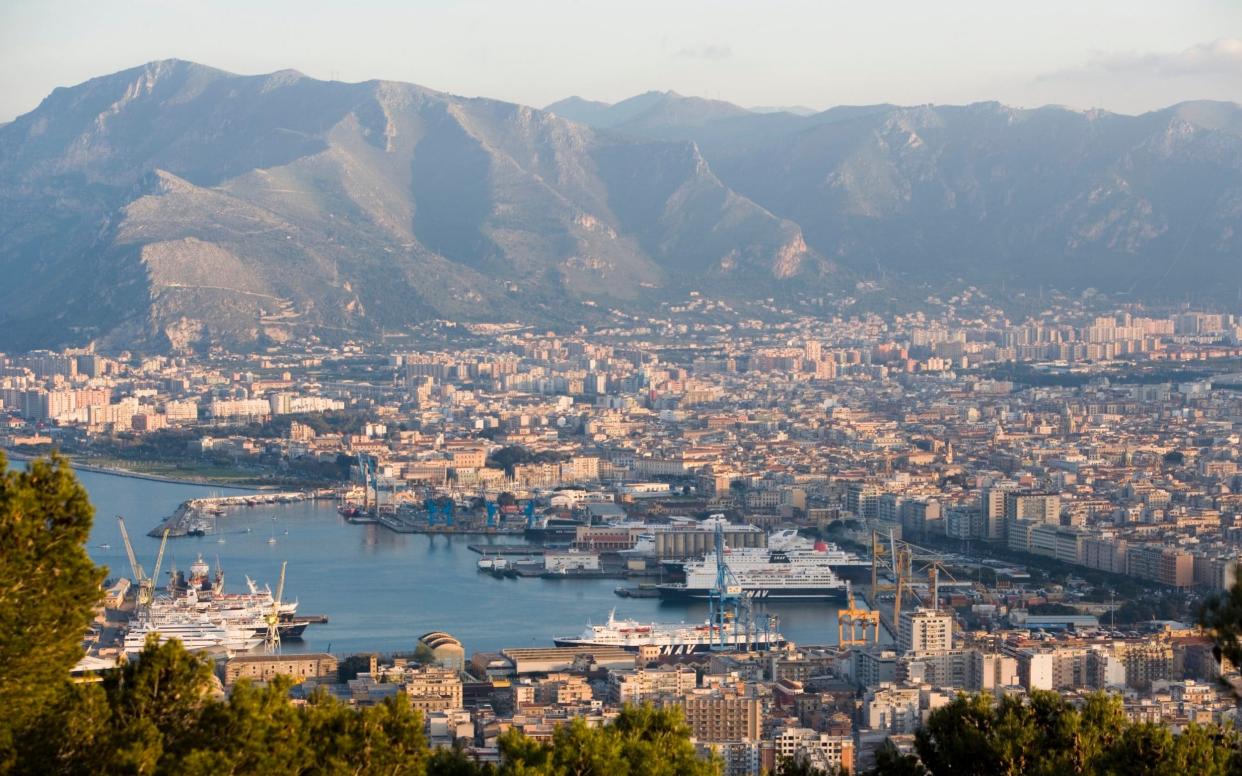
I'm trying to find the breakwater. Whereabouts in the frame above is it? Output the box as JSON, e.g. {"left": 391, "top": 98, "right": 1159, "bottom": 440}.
{"left": 151, "top": 491, "right": 322, "bottom": 537}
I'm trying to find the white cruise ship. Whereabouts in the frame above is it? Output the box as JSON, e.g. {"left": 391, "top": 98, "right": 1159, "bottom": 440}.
{"left": 658, "top": 538, "right": 854, "bottom": 601}
{"left": 553, "top": 610, "right": 785, "bottom": 654}
{"left": 123, "top": 614, "right": 264, "bottom": 655}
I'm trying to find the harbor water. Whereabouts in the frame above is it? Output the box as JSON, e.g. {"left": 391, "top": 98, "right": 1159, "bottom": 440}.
{"left": 31, "top": 463, "right": 858, "bottom": 655}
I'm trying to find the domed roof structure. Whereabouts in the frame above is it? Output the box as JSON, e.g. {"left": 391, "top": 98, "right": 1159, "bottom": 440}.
{"left": 417, "top": 631, "right": 465, "bottom": 670}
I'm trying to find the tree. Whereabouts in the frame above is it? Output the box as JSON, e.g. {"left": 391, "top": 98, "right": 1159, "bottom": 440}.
{"left": 869, "top": 740, "right": 926, "bottom": 776}
{"left": 0, "top": 452, "right": 106, "bottom": 768}
{"left": 1097, "top": 722, "right": 1241, "bottom": 776}
{"left": 1200, "top": 563, "right": 1242, "bottom": 669}
{"left": 894, "top": 690, "right": 1242, "bottom": 776}
{"left": 911, "top": 691, "right": 1129, "bottom": 776}
{"left": 414, "top": 640, "right": 438, "bottom": 665}
{"left": 498, "top": 705, "right": 717, "bottom": 776}
{"left": 17, "top": 635, "right": 217, "bottom": 774}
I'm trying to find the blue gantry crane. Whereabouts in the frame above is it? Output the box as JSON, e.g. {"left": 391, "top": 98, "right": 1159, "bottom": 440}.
{"left": 706, "top": 520, "right": 771, "bottom": 651}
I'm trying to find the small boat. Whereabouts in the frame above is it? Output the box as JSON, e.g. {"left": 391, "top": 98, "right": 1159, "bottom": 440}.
{"left": 267, "top": 537, "right": 277, "bottom": 545}
{"left": 98, "top": 543, "right": 111, "bottom": 550}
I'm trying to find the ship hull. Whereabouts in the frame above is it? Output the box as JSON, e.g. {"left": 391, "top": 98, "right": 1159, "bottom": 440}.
{"left": 552, "top": 638, "right": 786, "bottom": 655}
{"left": 658, "top": 585, "right": 849, "bottom": 601}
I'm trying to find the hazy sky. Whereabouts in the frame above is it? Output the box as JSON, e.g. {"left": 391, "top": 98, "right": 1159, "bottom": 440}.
{"left": 2, "top": 0, "right": 1241, "bottom": 121}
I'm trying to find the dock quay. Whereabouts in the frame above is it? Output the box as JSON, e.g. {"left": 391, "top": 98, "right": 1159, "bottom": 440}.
{"left": 150, "top": 492, "right": 317, "bottom": 537}
{"left": 374, "top": 521, "right": 526, "bottom": 536}
{"left": 467, "top": 544, "right": 547, "bottom": 555}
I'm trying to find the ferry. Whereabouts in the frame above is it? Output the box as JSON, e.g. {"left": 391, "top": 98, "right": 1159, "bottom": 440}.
{"left": 658, "top": 539, "right": 854, "bottom": 601}
{"left": 553, "top": 610, "right": 785, "bottom": 655}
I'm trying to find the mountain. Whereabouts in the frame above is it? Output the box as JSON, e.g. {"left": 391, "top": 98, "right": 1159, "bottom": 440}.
{"left": 0, "top": 61, "right": 820, "bottom": 351}
{"left": 3, "top": 62, "right": 1241, "bottom": 352}
{"left": 750, "top": 106, "right": 819, "bottom": 116}
{"left": 558, "top": 97, "right": 1242, "bottom": 297}
{"left": 546, "top": 91, "right": 752, "bottom": 133}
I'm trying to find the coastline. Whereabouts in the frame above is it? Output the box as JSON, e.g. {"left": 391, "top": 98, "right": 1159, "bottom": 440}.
{"left": 3, "top": 448, "right": 264, "bottom": 491}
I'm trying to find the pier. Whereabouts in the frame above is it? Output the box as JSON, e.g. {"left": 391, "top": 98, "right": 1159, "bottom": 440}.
{"left": 151, "top": 492, "right": 317, "bottom": 537}
{"left": 467, "top": 544, "right": 547, "bottom": 555}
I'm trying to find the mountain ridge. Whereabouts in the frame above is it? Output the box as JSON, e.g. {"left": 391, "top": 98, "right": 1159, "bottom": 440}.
{"left": 0, "top": 60, "right": 822, "bottom": 351}
{"left": 2, "top": 60, "right": 1241, "bottom": 352}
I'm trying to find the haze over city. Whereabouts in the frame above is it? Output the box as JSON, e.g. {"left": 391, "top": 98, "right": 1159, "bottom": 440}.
{"left": 5, "top": 3, "right": 1242, "bottom": 775}
{"left": 2, "top": 0, "right": 1241, "bottom": 121}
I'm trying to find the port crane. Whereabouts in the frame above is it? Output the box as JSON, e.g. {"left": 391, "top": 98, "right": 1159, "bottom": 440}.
{"left": 117, "top": 516, "right": 169, "bottom": 612}
{"left": 706, "top": 522, "right": 777, "bottom": 651}
{"left": 264, "top": 561, "right": 288, "bottom": 654}
{"left": 869, "top": 528, "right": 958, "bottom": 628}
{"left": 837, "top": 586, "right": 881, "bottom": 647}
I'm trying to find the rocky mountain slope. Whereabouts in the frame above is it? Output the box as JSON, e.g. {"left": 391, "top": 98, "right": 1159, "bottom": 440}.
{"left": 3, "top": 61, "right": 1240, "bottom": 352}
{"left": 547, "top": 94, "right": 1242, "bottom": 298}
{"left": 0, "top": 61, "right": 819, "bottom": 351}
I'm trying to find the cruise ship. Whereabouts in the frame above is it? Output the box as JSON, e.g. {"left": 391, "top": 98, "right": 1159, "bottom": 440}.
{"left": 158, "top": 556, "right": 311, "bottom": 639}
{"left": 658, "top": 538, "right": 854, "bottom": 601}
{"left": 123, "top": 614, "right": 264, "bottom": 655}
{"left": 553, "top": 610, "right": 785, "bottom": 654}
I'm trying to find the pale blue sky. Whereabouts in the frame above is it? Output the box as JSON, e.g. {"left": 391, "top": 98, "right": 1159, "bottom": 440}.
{"left": 2, "top": 0, "right": 1240, "bottom": 121}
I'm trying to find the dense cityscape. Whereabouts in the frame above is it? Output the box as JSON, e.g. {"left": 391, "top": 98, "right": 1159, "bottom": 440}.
{"left": 5, "top": 3, "right": 1242, "bottom": 771}
{"left": 6, "top": 294, "right": 1242, "bottom": 772}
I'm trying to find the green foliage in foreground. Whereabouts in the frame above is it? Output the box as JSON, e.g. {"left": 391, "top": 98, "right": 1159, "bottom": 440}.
{"left": 869, "top": 690, "right": 1242, "bottom": 776}
{"left": 15, "top": 637, "right": 715, "bottom": 775}
{"left": 0, "top": 454, "right": 106, "bottom": 769}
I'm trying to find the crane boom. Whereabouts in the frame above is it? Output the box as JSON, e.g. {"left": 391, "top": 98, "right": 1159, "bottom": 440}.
{"left": 150, "top": 529, "right": 170, "bottom": 593}
{"left": 264, "top": 561, "right": 288, "bottom": 654}
{"left": 275, "top": 561, "right": 287, "bottom": 607}
{"left": 117, "top": 516, "right": 145, "bottom": 583}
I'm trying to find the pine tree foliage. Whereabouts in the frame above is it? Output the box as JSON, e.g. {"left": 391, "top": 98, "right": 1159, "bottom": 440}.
{"left": 0, "top": 453, "right": 106, "bottom": 768}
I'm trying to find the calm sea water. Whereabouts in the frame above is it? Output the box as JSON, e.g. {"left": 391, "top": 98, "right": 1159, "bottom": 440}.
{"left": 22, "top": 462, "right": 849, "bottom": 656}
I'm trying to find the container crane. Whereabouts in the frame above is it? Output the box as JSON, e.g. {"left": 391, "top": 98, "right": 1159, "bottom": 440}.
{"left": 264, "top": 561, "right": 287, "bottom": 654}
{"left": 707, "top": 521, "right": 756, "bottom": 651}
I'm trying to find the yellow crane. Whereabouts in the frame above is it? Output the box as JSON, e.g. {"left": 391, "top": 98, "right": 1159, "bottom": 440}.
{"left": 837, "top": 586, "right": 880, "bottom": 647}
{"left": 264, "top": 561, "right": 287, "bottom": 654}
{"left": 117, "top": 516, "right": 145, "bottom": 589}
{"left": 117, "top": 517, "right": 169, "bottom": 611}
{"left": 869, "top": 528, "right": 956, "bottom": 628}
